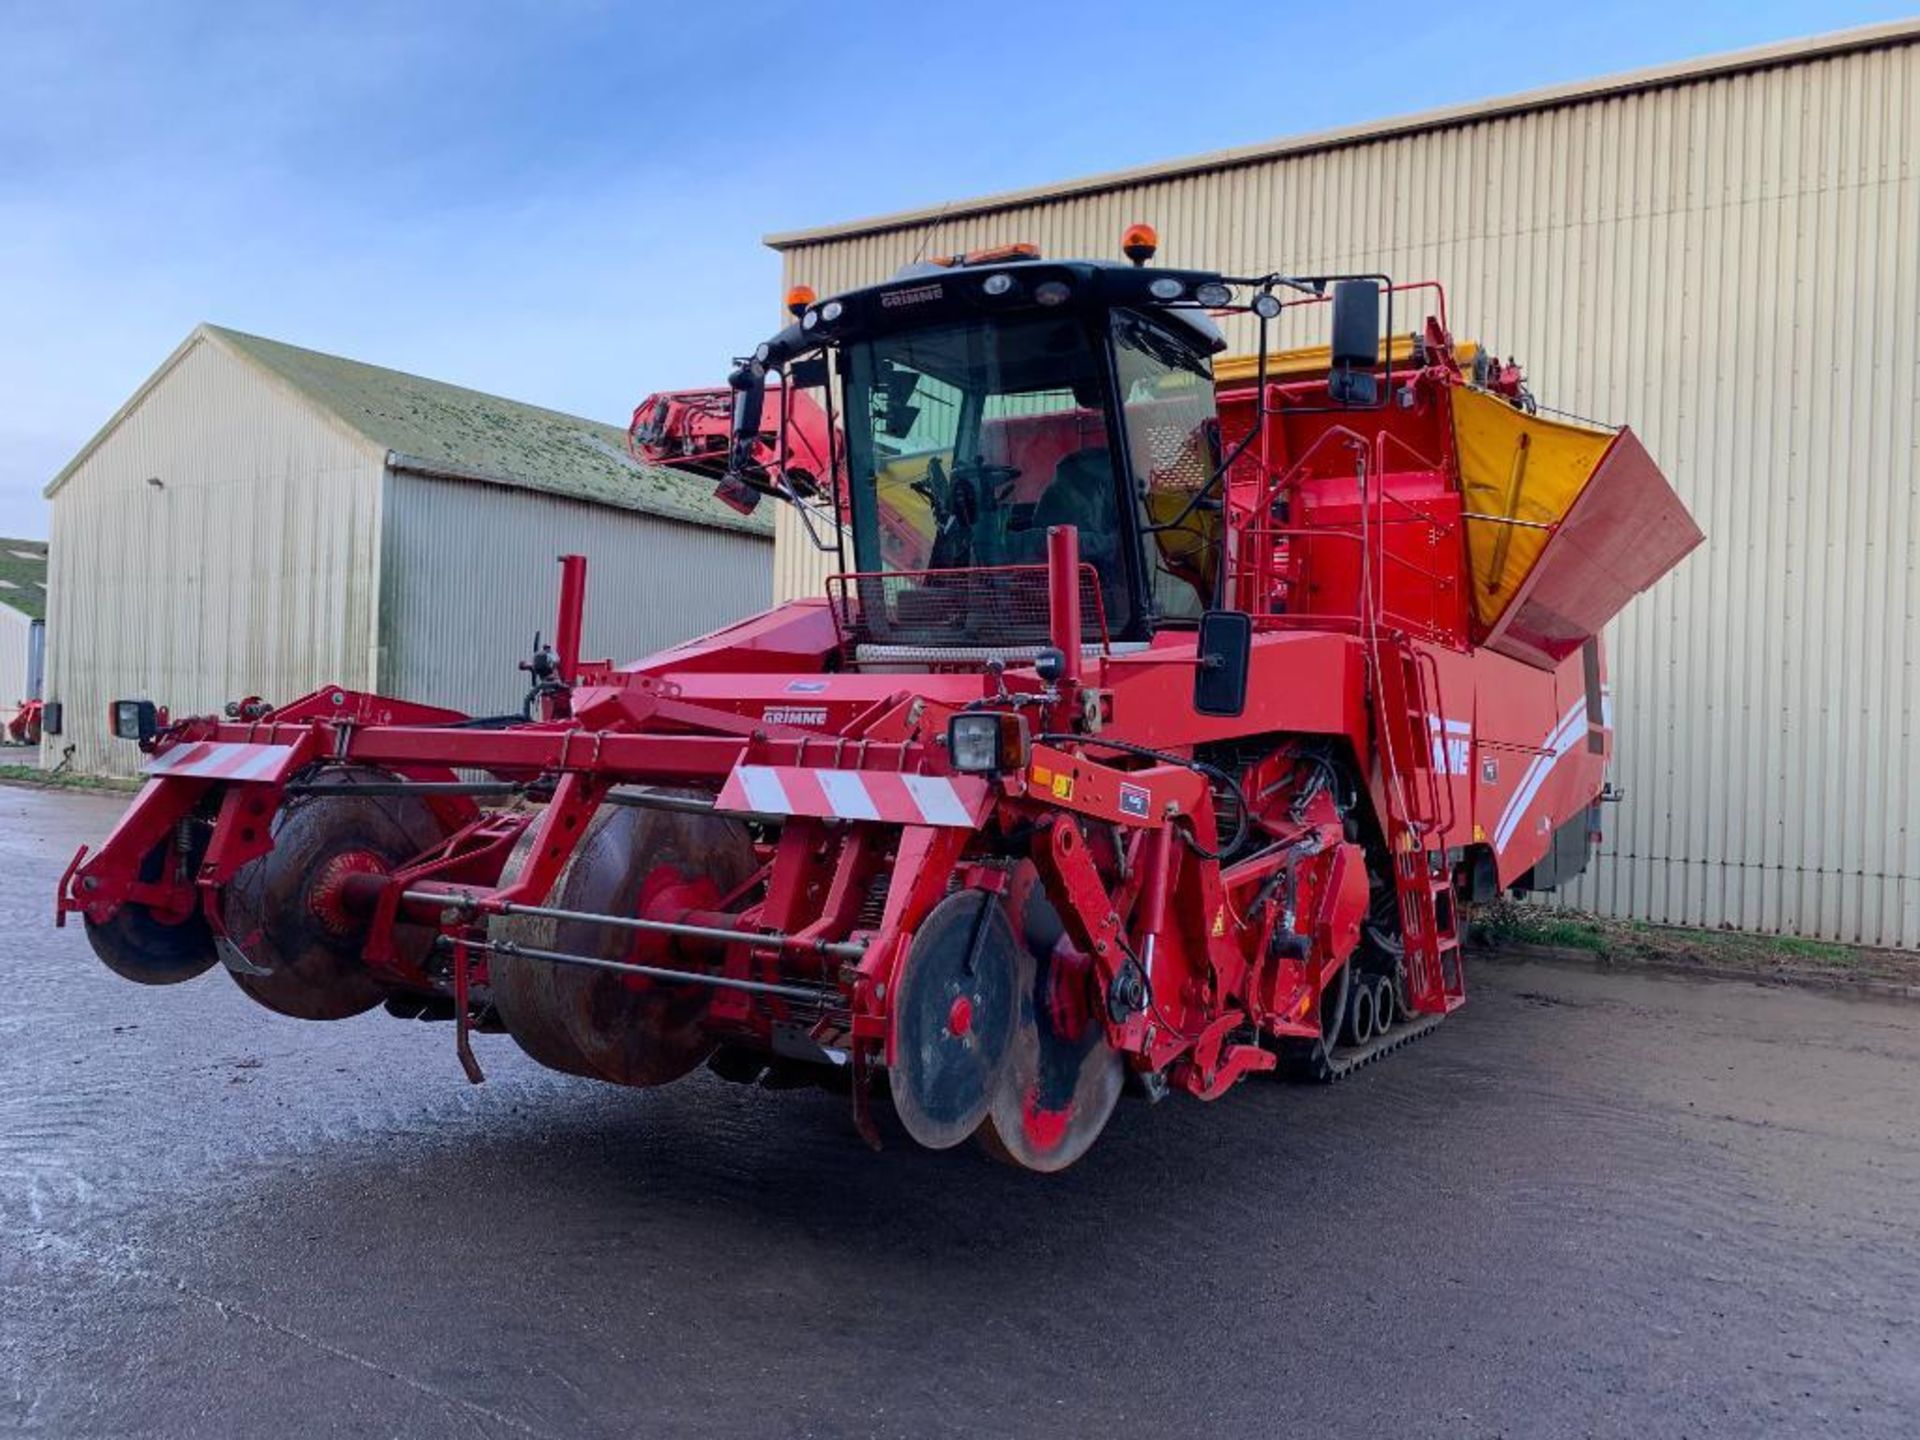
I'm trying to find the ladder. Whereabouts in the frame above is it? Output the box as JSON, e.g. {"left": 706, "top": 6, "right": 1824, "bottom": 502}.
{"left": 1368, "top": 637, "right": 1467, "bottom": 1016}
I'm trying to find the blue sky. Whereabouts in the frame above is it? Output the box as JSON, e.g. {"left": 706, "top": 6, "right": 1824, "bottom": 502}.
{"left": 0, "top": 0, "right": 1905, "bottom": 539}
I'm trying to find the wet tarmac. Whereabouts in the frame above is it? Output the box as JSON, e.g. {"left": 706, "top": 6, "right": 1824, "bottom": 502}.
{"left": 3, "top": 783, "right": 1917, "bottom": 1438}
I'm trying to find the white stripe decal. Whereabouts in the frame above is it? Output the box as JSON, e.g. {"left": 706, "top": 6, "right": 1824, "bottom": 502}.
{"left": 900, "top": 774, "right": 972, "bottom": 827}
{"left": 1494, "top": 700, "right": 1592, "bottom": 849}
{"left": 144, "top": 744, "right": 194, "bottom": 775}
{"left": 736, "top": 766, "right": 791, "bottom": 814}
{"left": 145, "top": 742, "right": 292, "bottom": 780}
{"left": 817, "top": 769, "right": 880, "bottom": 821}
{"left": 231, "top": 746, "right": 286, "bottom": 782}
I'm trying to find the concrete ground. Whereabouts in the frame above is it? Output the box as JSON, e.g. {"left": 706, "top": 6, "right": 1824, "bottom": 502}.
{"left": 3, "top": 784, "right": 1916, "bottom": 1438}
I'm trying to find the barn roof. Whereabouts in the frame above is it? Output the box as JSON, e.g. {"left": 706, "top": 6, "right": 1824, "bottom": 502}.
{"left": 46, "top": 325, "right": 772, "bottom": 539}
{"left": 0, "top": 536, "right": 48, "bottom": 622}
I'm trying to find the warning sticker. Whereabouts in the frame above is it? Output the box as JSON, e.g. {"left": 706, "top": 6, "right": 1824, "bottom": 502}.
{"left": 1118, "top": 782, "right": 1150, "bottom": 819}
{"left": 1051, "top": 773, "right": 1075, "bottom": 801}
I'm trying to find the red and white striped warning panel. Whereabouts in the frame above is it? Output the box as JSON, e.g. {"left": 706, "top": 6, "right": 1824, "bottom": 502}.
{"left": 143, "top": 741, "right": 299, "bottom": 784}
{"left": 718, "top": 765, "right": 990, "bottom": 828}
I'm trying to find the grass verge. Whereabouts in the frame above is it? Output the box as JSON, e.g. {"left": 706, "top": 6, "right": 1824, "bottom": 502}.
{"left": 1472, "top": 898, "right": 1917, "bottom": 993}
{"left": 0, "top": 764, "right": 141, "bottom": 794}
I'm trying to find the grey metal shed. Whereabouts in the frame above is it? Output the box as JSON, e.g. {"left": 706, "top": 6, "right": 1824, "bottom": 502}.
{"left": 41, "top": 325, "right": 771, "bottom": 776}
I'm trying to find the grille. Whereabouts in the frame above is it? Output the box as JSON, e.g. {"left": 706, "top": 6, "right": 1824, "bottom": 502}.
{"left": 828, "top": 564, "right": 1110, "bottom": 652}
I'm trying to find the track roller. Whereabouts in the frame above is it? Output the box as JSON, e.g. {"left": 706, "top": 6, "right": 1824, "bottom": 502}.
{"left": 1345, "top": 974, "right": 1376, "bottom": 1047}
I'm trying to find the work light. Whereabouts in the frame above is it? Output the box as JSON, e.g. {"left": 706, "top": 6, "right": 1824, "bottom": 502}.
{"left": 110, "top": 699, "right": 158, "bottom": 742}
{"left": 946, "top": 712, "right": 1030, "bottom": 775}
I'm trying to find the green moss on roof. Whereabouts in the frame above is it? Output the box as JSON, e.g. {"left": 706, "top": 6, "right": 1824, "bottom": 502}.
{"left": 203, "top": 325, "right": 771, "bottom": 538}
{"left": 0, "top": 537, "right": 47, "bottom": 622}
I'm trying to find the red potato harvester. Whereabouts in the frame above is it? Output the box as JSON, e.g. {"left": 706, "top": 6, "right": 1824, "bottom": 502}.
{"left": 62, "top": 229, "right": 1701, "bottom": 1171}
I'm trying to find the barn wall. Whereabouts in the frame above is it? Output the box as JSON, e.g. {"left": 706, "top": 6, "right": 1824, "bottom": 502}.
{"left": 771, "top": 35, "right": 1920, "bottom": 947}
{"left": 42, "top": 337, "right": 384, "bottom": 777}
{"left": 0, "top": 606, "right": 31, "bottom": 718}
{"left": 379, "top": 471, "right": 773, "bottom": 717}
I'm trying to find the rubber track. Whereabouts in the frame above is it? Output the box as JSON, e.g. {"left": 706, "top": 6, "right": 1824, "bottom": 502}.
{"left": 1319, "top": 1009, "right": 1448, "bottom": 1083}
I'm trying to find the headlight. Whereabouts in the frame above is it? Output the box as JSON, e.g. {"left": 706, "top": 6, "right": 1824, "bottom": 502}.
{"left": 946, "top": 712, "right": 1030, "bottom": 775}
{"left": 1033, "top": 280, "right": 1072, "bottom": 307}
{"left": 1193, "top": 280, "right": 1233, "bottom": 307}
{"left": 802, "top": 309, "right": 819, "bottom": 330}
{"left": 1148, "top": 277, "right": 1185, "bottom": 300}
{"left": 1251, "top": 291, "right": 1283, "bottom": 319}
{"left": 110, "top": 699, "right": 158, "bottom": 742}
{"left": 981, "top": 272, "right": 1015, "bottom": 297}
{"left": 820, "top": 299, "right": 844, "bottom": 322}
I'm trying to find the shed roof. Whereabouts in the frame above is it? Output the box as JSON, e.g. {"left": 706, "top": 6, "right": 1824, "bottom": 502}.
{"left": 46, "top": 325, "right": 771, "bottom": 539}
{"left": 0, "top": 536, "right": 48, "bottom": 622}
{"left": 765, "top": 19, "right": 1920, "bottom": 248}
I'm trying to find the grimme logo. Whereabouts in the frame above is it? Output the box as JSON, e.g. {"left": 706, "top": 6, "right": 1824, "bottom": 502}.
{"left": 762, "top": 706, "right": 828, "bottom": 727}
{"left": 1429, "top": 717, "right": 1472, "bottom": 776}
{"left": 880, "top": 283, "right": 943, "bottom": 309}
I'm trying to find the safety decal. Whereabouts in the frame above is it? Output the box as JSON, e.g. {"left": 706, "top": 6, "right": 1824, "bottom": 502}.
{"left": 143, "top": 742, "right": 298, "bottom": 783}
{"left": 718, "top": 765, "right": 991, "bottom": 828}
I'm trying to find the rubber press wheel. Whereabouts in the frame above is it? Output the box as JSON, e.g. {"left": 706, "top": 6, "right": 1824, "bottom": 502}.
{"left": 219, "top": 766, "right": 447, "bottom": 1020}
{"left": 84, "top": 839, "right": 219, "bottom": 986}
{"left": 507, "top": 799, "right": 756, "bottom": 1089}
{"left": 488, "top": 824, "right": 606, "bottom": 1080}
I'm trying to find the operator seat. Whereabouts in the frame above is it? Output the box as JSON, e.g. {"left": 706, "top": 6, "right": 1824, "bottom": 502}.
{"left": 1033, "top": 447, "right": 1118, "bottom": 558}
{"left": 1031, "top": 446, "right": 1126, "bottom": 628}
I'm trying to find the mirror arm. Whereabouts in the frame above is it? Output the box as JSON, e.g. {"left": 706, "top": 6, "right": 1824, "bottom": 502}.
{"left": 1146, "top": 287, "right": 1275, "bottom": 539}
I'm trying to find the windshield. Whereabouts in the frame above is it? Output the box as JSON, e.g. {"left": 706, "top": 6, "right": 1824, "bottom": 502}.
{"left": 843, "top": 315, "right": 1130, "bottom": 633}
{"left": 1113, "top": 310, "right": 1220, "bottom": 620}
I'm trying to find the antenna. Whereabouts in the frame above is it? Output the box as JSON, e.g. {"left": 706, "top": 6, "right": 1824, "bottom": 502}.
{"left": 908, "top": 200, "right": 956, "bottom": 265}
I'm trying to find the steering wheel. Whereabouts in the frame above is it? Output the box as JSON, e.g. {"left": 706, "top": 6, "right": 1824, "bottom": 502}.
{"left": 949, "top": 460, "right": 1022, "bottom": 506}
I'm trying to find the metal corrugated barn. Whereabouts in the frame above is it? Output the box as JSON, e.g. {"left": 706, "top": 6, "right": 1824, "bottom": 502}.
{"left": 765, "top": 21, "right": 1919, "bottom": 948}
{"left": 0, "top": 538, "right": 47, "bottom": 723}
{"left": 42, "top": 325, "right": 772, "bottom": 778}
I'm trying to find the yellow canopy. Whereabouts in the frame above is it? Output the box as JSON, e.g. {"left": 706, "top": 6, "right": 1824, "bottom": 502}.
{"left": 1451, "top": 387, "right": 1618, "bottom": 631}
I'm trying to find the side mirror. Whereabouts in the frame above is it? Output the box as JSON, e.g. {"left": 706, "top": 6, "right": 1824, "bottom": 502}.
{"left": 720, "top": 363, "right": 769, "bottom": 513}
{"left": 728, "top": 362, "right": 766, "bottom": 450}
{"left": 1193, "top": 609, "right": 1253, "bottom": 717}
{"left": 1328, "top": 279, "right": 1381, "bottom": 405}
